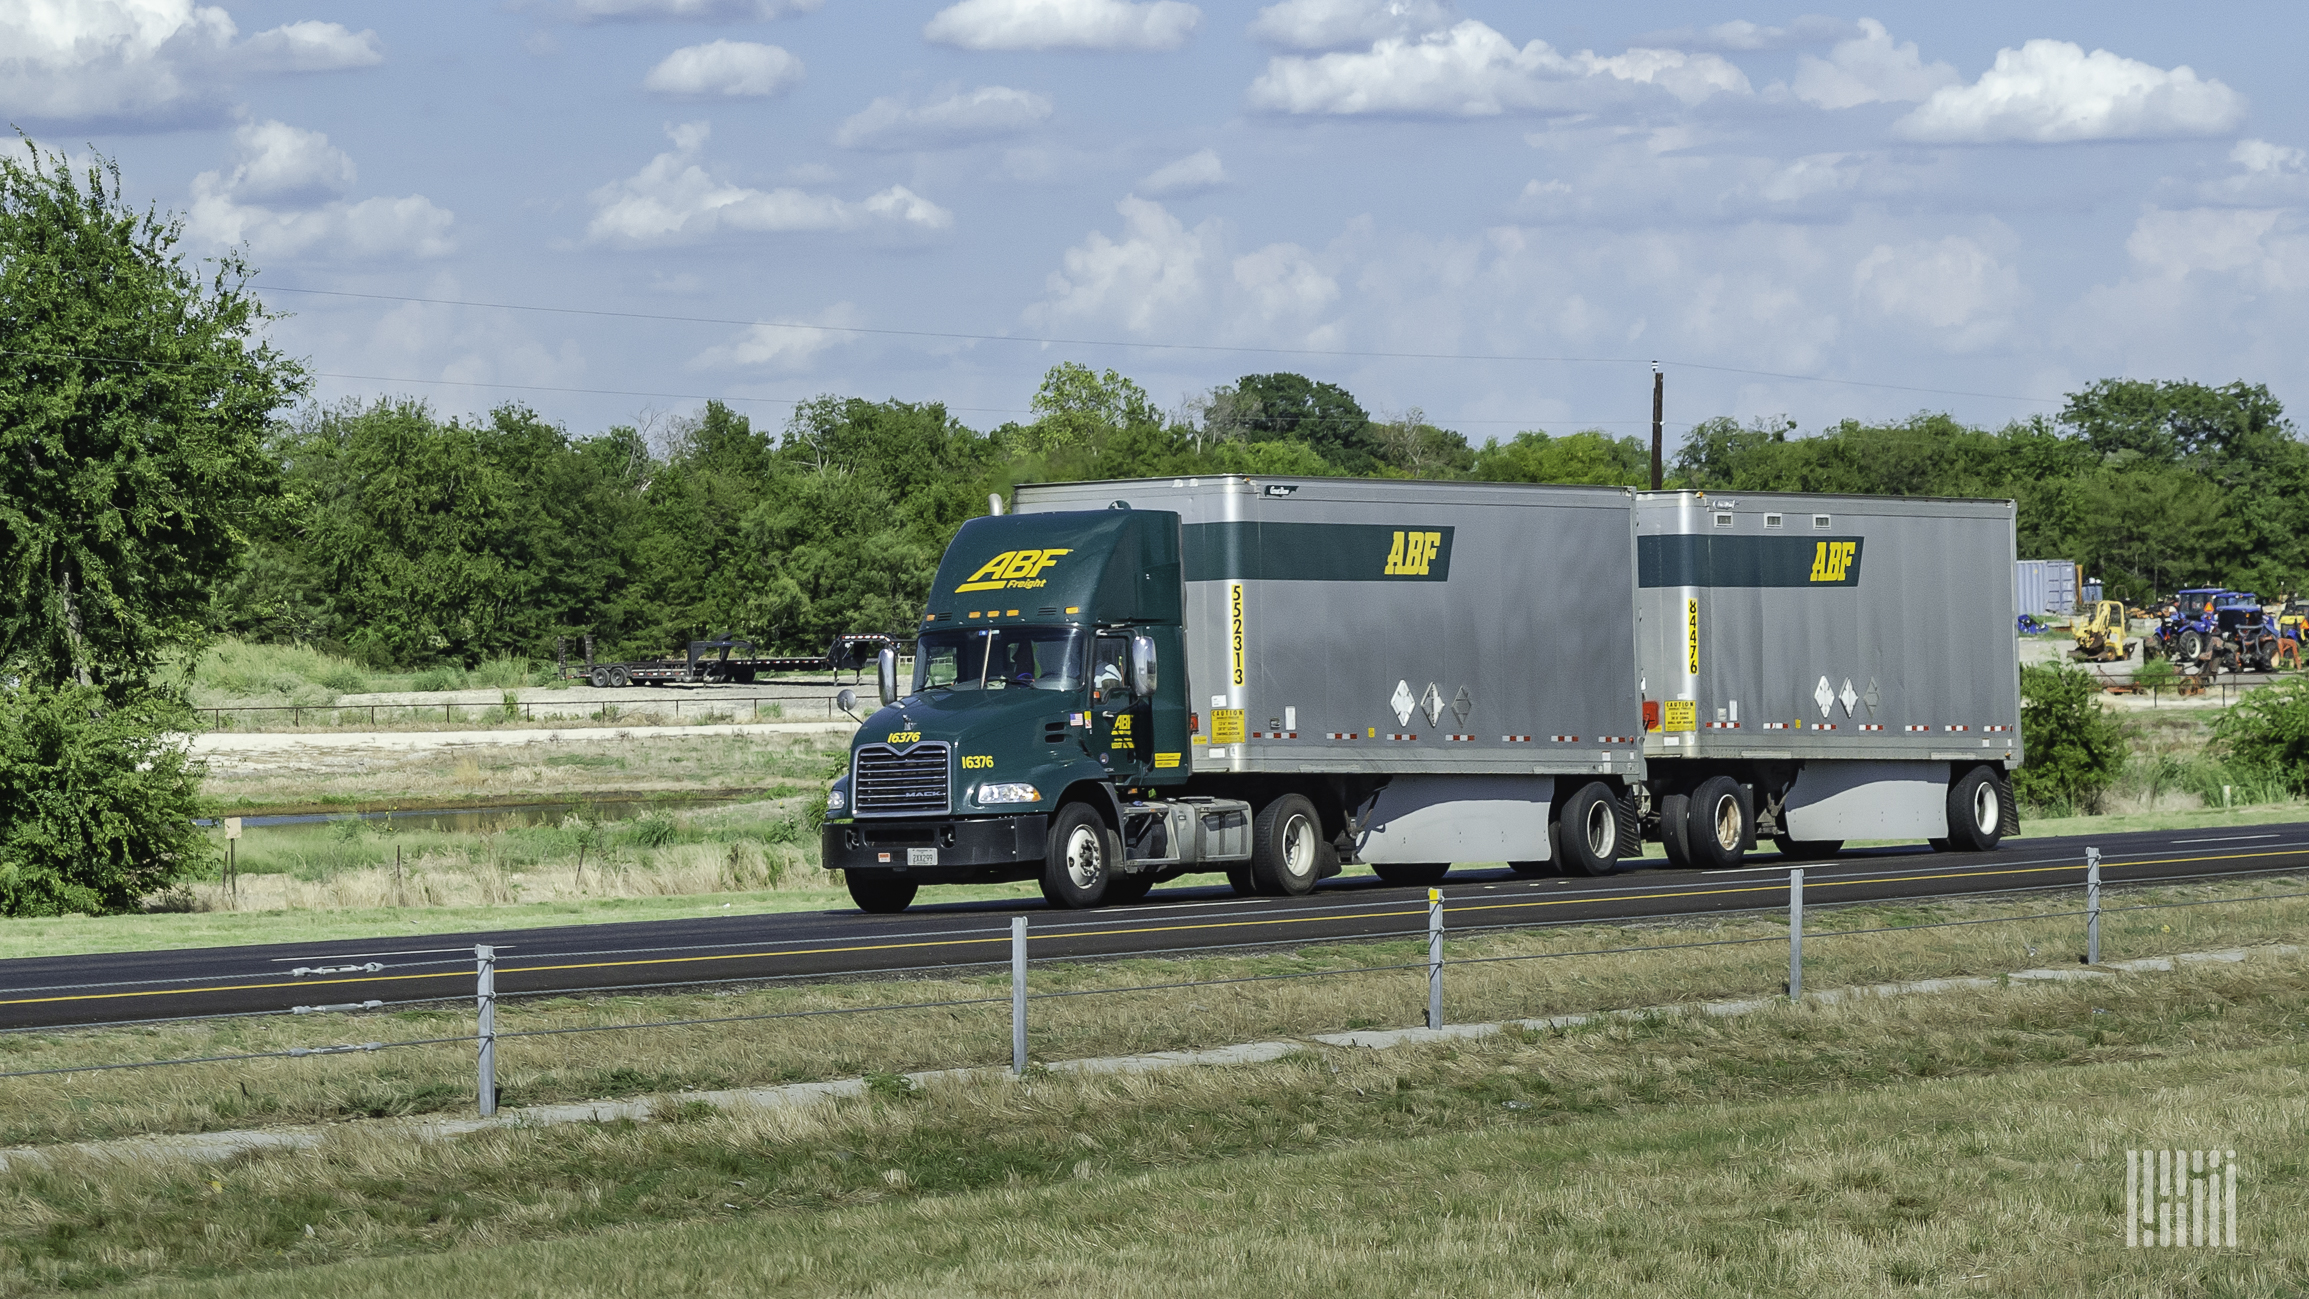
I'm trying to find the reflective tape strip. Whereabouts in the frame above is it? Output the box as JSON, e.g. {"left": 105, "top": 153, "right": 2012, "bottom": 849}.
{"left": 1904, "top": 725, "right": 1930, "bottom": 732}
{"left": 1598, "top": 735, "right": 1639, "bottom": 745}
{"left": 1763, "top": 722, "right": 1788, "bottom": 730}
{"left": 1326, "top": 732, "right": 1358, "bottom": 740}
{"left": 1704, "top": 721, "right": 1742, "bottom": 729}
{"left": 1387, "top": 733, "right": 1418, "bottom": 741}
{"left": 1946, "top": 724, "right": 1971, "bottom": 732}
{"left": 1250, "top": 732, "right": 1301, "bottom": 739}
{"left": 1445, "top": 734, "right": 1475, "bottom": 742}
{"left": 1551, "top": 735, "right": 1580, "bottom": 743}
{"left": 1983, "top": 725, "right": 2011, "bottom": 732}
{"left": 1815, "top": 723, "right": 1837, "bottom": 730}
{"left": 1857, "top": 724, "right": 1884, "bottom": 731}
{"left": 1502, "top": 734, "right": 1534, "bottom": 742}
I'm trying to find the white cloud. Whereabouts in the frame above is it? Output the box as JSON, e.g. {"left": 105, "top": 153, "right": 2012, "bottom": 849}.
{"left": 214, "top": 119, "right": 355, "bottom": 204}
{"left": 236, "top": 20, "right": 381, "bottom": 72}
{"left": 642, "top": 41, "right": 802, "bottom": 97}
{"left": 1247, "top": 20, "right": 1750, "bottom": 117}
{"left": 1895, "top": 40, "right": 2245, "bottom": 144}
{"left": 187, "top": 122, "right": 452, "bottom": 261}
{"left": 923, "top": 0, "right": 1200, "bottom": 52}
{"left": 541, "top": 0, "right": 822, "bottom": 22}
{"left": 1637, "top": 16, "right": 1853, "bottom": 52}
{"left": 2232, "top": 139, "right": 2306, "bottom": 174}
{"left": 834, "top": 86, "right": 1053, "bottom": 151}
{"left": 587, "top": 122, "right": 953, "bottom": 244}
{"left": 1037, "top": 197, "right": 1215, "bottom": 331}
{"left": 2126, "top": 208, "right": 2285, "bottom": 279}
{"left": 691, "top": 304, "right": 866, "bottom": 370}
{"left": 1247, "top": 0, "right": 1451, "bottom": 52}
{"left": 1852, "top": 235, "right": 2021, "bottom": 340}
{"left": 0, "top": 0, "right": 380, "bottom": 127}
{"left": 1792, "top": 18, "right": 1956, "bottom": 110}
{"left": 1233, "top": 242, "right": 1338, "bottom": 318}
{"left": 1136, "top": 147, "right": 1225, "bottom": 195}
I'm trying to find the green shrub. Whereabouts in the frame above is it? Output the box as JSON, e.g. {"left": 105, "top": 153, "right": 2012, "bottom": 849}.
{"left": 2013, "top": 665, "right": 2126, "bottom": 813}
{"left": 0, "top": 686, "right": 212, "bottom": 915}
{"left": 629, "top": 814, "right": 679, "bottom": 849}
{"left": 411, "top": 667, "right": 461, "bottom": 693}
{"left": 318, "top": 661, "right": 370, "bottom": 694}
{"left": 2213, "top": 677, "right": 2309, "bottom": 794}
{"left": 468, "top": 656, "right": 531, "bottom": 689}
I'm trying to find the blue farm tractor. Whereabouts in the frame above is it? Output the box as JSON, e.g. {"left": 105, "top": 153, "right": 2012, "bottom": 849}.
{"left": 2152, "top": 588, "right": 2280, "bottom": 672}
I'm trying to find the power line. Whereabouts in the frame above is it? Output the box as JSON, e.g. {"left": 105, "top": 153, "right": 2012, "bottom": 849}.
{"left": 256, "top": 283, "right": 2067, "bottom": 408}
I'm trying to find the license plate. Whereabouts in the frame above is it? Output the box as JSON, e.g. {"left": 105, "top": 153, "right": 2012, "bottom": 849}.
{"left": 906, "top": 848, "right": 939, "bottom": 866}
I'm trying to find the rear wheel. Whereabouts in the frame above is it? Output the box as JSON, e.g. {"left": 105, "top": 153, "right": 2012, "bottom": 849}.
{"left": 1555, "top": 782, "right": 1625, "bottom": 877}
{"left": 1371, "top": 862, "right": 1449, "bottom": 886}
{"left": 1039, "top": 803, "right": 1117, "bottom": 908}
{"left": 846, "top": 874, "right": 917, "bottom": 914}
{"left": 609, "top": 665, "right": 632, "bottom": 688}
{"left": 588, "top": 667, "right": 611, "bottom": 688}
{"left": 1772, "top": 834, "right": 1843, "bottom": 861}
{"left": 1658, "top": 792, "right": 1695, "bottom": 869}
{"left": 1943, "top": 767, "right": 2010, "bottom": 852}
{"left": 1685, "top": 776, "right": 1750, "bottom": 870}
{"left": 2178, "top": 630, "right": 2207, "bottom": 662}
{"left": 1249, "top": 794, "right": 1324, "bottom": 896}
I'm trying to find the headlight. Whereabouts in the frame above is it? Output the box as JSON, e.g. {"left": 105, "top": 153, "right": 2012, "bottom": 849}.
{"left": 826, "top": 788, "right": 847, "bottom": 811}
{"left": 977, "top": 783, "right": 1041, "bottom": 805}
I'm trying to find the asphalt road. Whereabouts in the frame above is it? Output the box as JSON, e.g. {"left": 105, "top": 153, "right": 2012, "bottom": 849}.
{"left": 4, "top": 821, "right": 2303, "bottom": 1032}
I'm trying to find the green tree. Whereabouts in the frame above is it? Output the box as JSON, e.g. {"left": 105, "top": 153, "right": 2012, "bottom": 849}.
{"left": 1475, "top": 429, "right": 1649, "bottom": 485}
{"left": 0, "top": 139, "right": 305, "bottom": 690}
{"left": 2213, "top": 676, "right": 2309, "bottom": 795}
{"left": 0, "top": 685, "right": 210, "bottom": 915}
{"left": 2013, "top": 665, "right": 2126, "bottom": 812}
{"left": 1230, "top": 373, "right": 1380, "bottom": 472}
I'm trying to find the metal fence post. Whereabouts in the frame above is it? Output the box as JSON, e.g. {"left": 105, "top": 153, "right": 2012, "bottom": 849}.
{"left": 476, "top": 944, "right": 497, "bottom": 1117}
{"left": 2086, "top": 847, "right": 2102, "bottom": 965}
{"left": 1426, "top": 888, "right": 1444, "bottom": 1030}
{"left": 1011, "top": 917, "right": 1029, "bottom": 1074}
{"left": 1788, "top": 867, "right": 1805, "bottom": 1001}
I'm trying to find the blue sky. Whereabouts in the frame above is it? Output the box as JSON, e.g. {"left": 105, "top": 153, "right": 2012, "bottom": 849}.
{"left": 8, "top": 1, "right": 2307, "bottom": 447}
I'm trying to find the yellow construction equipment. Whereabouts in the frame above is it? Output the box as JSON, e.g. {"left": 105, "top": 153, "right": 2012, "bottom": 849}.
{"left": 2070, "top": 599, "right": 2129, "bottom": 662}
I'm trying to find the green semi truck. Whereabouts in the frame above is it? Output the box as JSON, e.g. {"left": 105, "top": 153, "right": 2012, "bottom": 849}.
{"left": 821, "top": 476, "right": 2021, "bottom": 913}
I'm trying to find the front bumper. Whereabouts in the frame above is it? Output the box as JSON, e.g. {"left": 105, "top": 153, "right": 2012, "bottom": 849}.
{"left": 822, "top": 813, "right": 1050, "bottom": 884}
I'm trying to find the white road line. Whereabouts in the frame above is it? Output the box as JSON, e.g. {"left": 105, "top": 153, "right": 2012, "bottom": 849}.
{"left": 2171, "top": 834, "right": 2281, "bottom": 844}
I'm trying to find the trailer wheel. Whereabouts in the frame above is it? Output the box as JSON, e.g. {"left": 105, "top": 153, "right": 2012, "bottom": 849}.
{"left": 1555, "top": 782, "right": 1625, "bottom": 876}
{"left": 1248, "top": 794, "right": 1323, "bottom": 896}
{"left": 1772, "top": 834, "right": 1843, "bottom": 861}
{"left": 846, "top": 874, "right": 917, "bottom": 913}
{"left": 1658, "top": 792, "right": 1695, "bottom": 869}
{"left": 588, "top": 667, "right": 611, "bottom": 688}
{"left": 1685, "top": 776, "right": 1751, "bottom": 870}
{"left": 609, "top": 666, "right": 632, "bottom": 688}
{"left": 1942, "top": 767, "right": 2009, "bottom": 852}
{"left": 1371, "top": 862, "right": 1449, "bottom": 886}
{"left": 1040, "top": 803, "right": 1117, "bottom": 909}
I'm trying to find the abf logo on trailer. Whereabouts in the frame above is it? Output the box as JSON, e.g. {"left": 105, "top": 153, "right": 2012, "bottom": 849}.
{"left": 1383, "top": 530, "right": 1444, "bottom": 576}
{"left": 1808, "top": 540, "right": 1861, "bottom": 584}
{"left": 956, "top": 549, "right": 1071, "bottom": 593}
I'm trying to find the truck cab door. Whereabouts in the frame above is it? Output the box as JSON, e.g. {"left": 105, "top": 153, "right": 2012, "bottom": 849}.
{"left": 1090, "top": 634, "right": 1151, "bottom": 781}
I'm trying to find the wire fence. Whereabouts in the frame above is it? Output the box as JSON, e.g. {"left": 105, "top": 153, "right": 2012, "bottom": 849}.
{"left": 192, "top": 695, "right": 853, "bottom": 732}
{"left": 1, "top": 848, "right": 2303, "bottom": 1122}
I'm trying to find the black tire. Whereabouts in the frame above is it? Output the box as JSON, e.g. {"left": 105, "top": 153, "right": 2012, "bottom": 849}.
{"left": 1508, "top": 860, "right": 1554, "bottom": 877}
{"left": 1685, "top": 776, "right": 1751, "bottom": 870}
{"left": 2178, "top": 630, "right": 2207, "bottom": 662}
{"left": 1103, "top": 873, "right": 1155, "bottom": 905}
{"left": 588, "top": 667, "right": 611, "bottom": 688}
{"left": 1943, "top": 766, "right": 2010, "bottom": 852}
{"left": 846, "top": 874, "right": 917, "bottom": 913}
{"left": 1225, "top": 866, "right": 1257, "bottom": 896}
{"left": 1928, "top": 838, "right": 1951, "bottom": 852}
{"left": 610, "top": 665, "right": 632, "bottom": 688}
{"left": 1658, "top": 791, "right": 1695, "bottom": 869}
{"left": 1371, "top": 862, "right": 1449, "bottom": 886}
{"left": 1249, "top": 794, "right": 1324, "bottom": 896}
{"left": 1040, "top": 803, "right": 1117, "bottom": 908}
{"left": 1554, "top": 781, "right": 1626, "bottom": 877}
{"left": 1772, "top": 834, "right": 1843, "bottom": 861}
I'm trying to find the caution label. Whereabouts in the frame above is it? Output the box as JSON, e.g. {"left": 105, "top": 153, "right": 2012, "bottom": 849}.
{"left": 1662, "top": 700, "right": 1697, "bottom": 732}
{"left": 1211, "top": 709, "right": 1246, "bottom": 744}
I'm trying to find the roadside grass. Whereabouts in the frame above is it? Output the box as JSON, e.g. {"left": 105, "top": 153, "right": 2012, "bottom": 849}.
{"left": 0, "top": 875, "right": 2298, "bottom": 1150}
{"left": 172, "top": 638, "right": 555, "bottom": 709}
{"left": 2, "top": 962, "right": 2303, "bottom": 1296}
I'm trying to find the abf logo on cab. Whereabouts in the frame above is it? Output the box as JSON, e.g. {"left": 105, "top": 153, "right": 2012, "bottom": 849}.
{"left": 956, "top": 549, "right": 1070, "bottom": 593}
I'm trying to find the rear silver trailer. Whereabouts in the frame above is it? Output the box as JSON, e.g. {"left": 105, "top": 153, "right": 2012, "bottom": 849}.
{"left": 1634, "top": 490, "right": 2021, "bottom": 864}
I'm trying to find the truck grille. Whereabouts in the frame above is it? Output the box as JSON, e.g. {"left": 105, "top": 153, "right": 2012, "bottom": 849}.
{"left": 852, "top": 742, "right": 951, "bottom": 816}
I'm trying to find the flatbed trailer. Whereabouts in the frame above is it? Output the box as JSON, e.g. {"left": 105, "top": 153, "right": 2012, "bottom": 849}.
{"left": 556, "top": 633, "right": 897, "bottom": 687}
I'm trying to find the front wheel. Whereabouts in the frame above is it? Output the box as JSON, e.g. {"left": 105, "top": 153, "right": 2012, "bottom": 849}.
{"left": 1555, "top": 781, "right": 1626, "bottom": 877}
{"left": 1249, "top": 794, "right": 1324, "bottom": 896}
{"left": 1943, "top": 767, "right": 2012, "bottom": 852}
{"left": 1040, "top": 803, "right": 1118, "bottom": 908}
{"left": 846, "top": 874, "right": 917, "bottom": 913}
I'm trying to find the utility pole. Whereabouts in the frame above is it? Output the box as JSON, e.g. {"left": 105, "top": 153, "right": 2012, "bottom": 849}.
{"left": 1650, "top": 362, "right": 1664, "bottom": 491}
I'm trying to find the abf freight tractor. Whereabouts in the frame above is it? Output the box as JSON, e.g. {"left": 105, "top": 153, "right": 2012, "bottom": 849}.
{"left": 821, "top": 477, "right": 2022, "bottom": 912}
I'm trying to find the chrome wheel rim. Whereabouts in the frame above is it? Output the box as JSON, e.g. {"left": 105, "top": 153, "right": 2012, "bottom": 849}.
{"left": 1584, "top": 800, "right": 1615, "bottom": 858}
{"left": 1280, "top": 814, "right": 1315, "bottom": 882}
{"left": 1063, "top": 824, "right": 1103, "bottom": 889}
{"left": 1712, "top": 795, "right": 1741, "bottom": 852}
{"left": 1973, "top": 781, "right": 2000, "bottom": 835}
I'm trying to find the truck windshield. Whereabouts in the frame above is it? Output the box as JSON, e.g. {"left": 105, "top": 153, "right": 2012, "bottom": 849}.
{"left": 913, "top": 627, "right": 1084, "bottom": 694}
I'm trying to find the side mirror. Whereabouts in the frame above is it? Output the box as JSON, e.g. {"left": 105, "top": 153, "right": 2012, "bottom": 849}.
{"left": 1129, "top": 635, "right": 1157, "bottom": 698}
{"left": 876, "top": 647, "right": 899, "bottom": 706}
{"left": 835, "top": 688, "right": 859, "bottom": 718}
